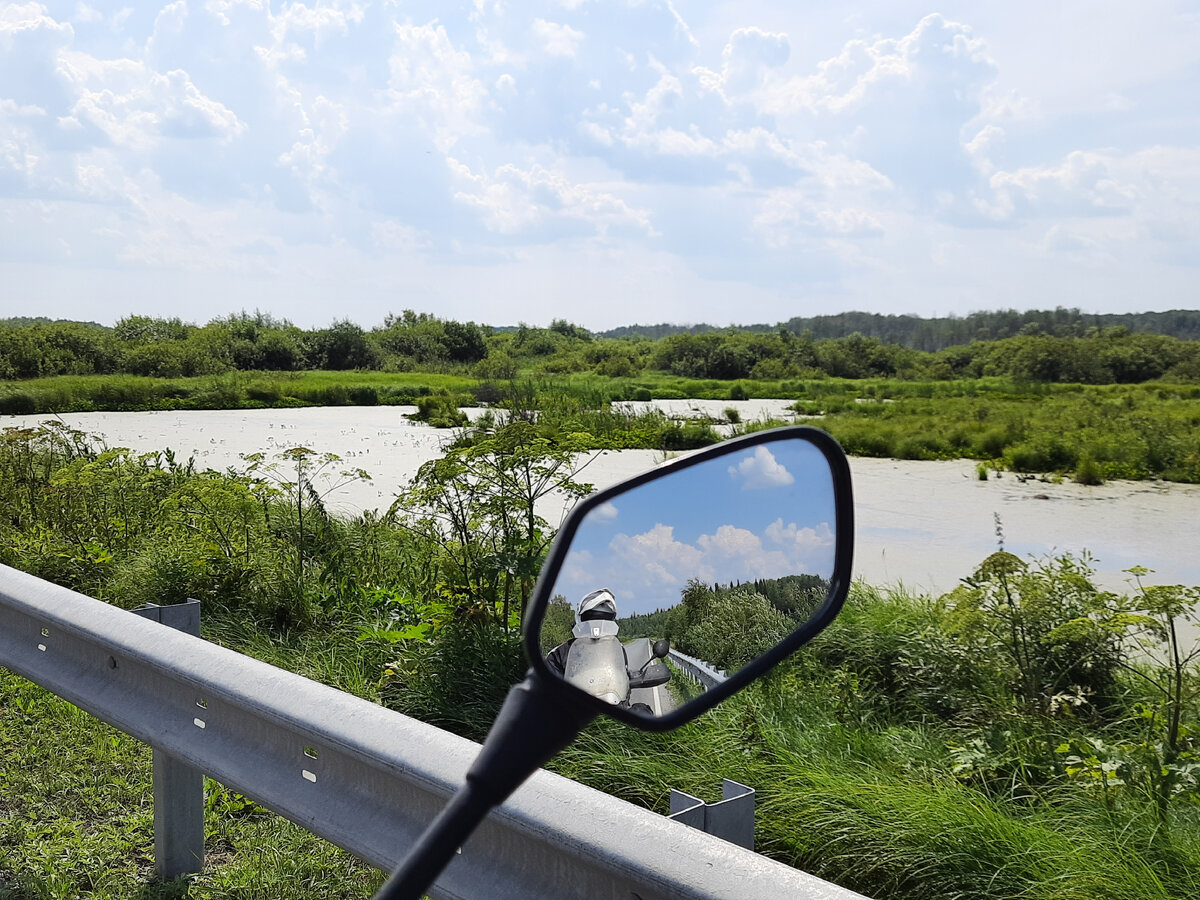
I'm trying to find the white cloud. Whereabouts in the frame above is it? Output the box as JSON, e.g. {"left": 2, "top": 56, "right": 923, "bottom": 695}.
{"left": 1, "top": 2, "right": 1198, "bottom": 327}
{"left": 591, "top": 501, "right": 619, "bottom": 522}
{"left": 388, "top": 21, "right": 488, "bottom": 152}
{"left": 988, "top": 150, "right": 1141, "bottom": 218}
{"left": 764, "top": 13, "right": 995, "bottom": 117}
{"left": 56, "top": 53, "right": 245, "bottom": 150}
{"left": 1041, "top": 224, "right": 1106, "bottom": 262}
{"left": 694, "top": 26, "right": 789, "bottom": 99}
{"left": 532, "top": 19, "right": 583, "bottom": 58}
{"left": 764, "top": 519, "right": 834, "bottom": 558}
{"left": 728, "top": 445, "right": 794, "bottom": 489}
{"left": 270, "top": 0, "right": 364, "bottom": 46}
{"left": 277, "top": 94, "right": 347, "bottom": 193}
{"left": 0, "top": 2, "right": 72, "bottom": 39}
{"left": 694, "top": 523, "right": 812, "bottom": 582}
{"left": 608, "top": 523, "right": 705, "bottom": 596}
{"left": 151, "top": 1, "right": 188, "bottom": 40}
{"left": 448, "top": 157, "right": 654, "bottom": 237}
{"left": 371, "top": 220, "right": 431, "bottom": 253}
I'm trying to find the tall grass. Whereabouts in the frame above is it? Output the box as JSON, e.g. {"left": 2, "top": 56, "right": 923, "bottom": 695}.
{"left": 0, "top": 371, "right": 477, "bottom": 415}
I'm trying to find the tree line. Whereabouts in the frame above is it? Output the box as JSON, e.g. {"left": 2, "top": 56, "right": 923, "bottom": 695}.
{"left": 601, "top": 307, "right": 1200, "bottom": 349}
{"left": 2, "top": 309, "right": 1199, "bottom": 386}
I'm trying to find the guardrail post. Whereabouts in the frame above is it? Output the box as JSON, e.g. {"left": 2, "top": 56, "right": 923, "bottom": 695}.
{"left": 669, "top": 779, "right": 755, "bottom": 851}
{"left": 131, "top": 600, "right": 205, "bottom": 879}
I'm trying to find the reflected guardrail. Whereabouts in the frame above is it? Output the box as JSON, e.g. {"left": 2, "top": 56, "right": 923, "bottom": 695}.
{"left": 667, "top": 648, "right": 728, "bottom": 690}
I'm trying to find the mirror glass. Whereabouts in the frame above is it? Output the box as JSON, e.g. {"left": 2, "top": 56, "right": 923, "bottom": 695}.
{"left": 538, "top": 436, "right": 837, "bottom": 718}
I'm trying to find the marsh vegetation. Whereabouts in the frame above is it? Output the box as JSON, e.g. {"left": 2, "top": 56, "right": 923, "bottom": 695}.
{"left": 1, "top": 418, "right": 1198, "bottom": 899}
{"left": 4, "top": 311, "right": 1199, "bottom": 484}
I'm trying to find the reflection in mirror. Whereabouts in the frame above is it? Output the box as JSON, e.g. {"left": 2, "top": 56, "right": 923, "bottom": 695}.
{"left": 539, "top": 437, "right": 837, "bottom": 718}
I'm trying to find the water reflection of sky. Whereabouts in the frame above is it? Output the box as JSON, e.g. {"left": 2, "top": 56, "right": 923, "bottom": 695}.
{"left": 550, "top": 440, "right": 838, "bottom": 617}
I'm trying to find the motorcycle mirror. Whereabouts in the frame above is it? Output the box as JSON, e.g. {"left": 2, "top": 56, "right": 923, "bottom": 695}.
{"left": 527, "top": 425, "right": 854, "bottom": 729}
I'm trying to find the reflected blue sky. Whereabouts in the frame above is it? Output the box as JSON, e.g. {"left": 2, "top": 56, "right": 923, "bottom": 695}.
{"left": 552, "top": 438, "right": 837, "bottom": 616}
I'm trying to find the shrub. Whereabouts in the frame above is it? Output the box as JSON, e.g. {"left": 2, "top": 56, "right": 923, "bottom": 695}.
{"left": 323, "top": 385, "right": 349, "bottom": 406}
{"left": 412, "top": 392, "right": 468, "bottom": 428}
{"left": 1074, "top": 453, "right": 1103, "bottom": 485}
{"left": 246, "top": 383, "right": 284, "bottom": 404}
{"left": 347, "top": 385, "right": 379, "bottom": 406}
{"left": 660, "top": 420, "right": 720, "bottom": 450}
{"left": 0, "top": 390, "right": 38, "bottom": 415}
{"left": 383, "top": 623, "right": 524, "bottom": 741}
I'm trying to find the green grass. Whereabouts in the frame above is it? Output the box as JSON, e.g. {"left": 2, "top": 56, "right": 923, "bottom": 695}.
{"left": 548, "top": 680, "right": 1200, "bottom": 900}
{"left": 3, "top": 413, "right": 1198, "bottom": 897}
{"left": 0, "top": 668, "right": 384, "bottom": 900}
{"left": 0, "top": 371, "right": 478, "bottom": 415}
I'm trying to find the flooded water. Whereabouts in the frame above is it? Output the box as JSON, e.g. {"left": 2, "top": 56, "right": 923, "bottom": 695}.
{"left": 6, "top": 406, "right": 1199, "bottom": 598}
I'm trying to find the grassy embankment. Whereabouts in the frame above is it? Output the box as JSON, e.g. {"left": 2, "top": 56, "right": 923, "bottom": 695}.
{"left": 6, "top": 576, "right": 1200, "bottom": 900}
{"left": 1, "top": 422, "right": 1198, "bottom": 899}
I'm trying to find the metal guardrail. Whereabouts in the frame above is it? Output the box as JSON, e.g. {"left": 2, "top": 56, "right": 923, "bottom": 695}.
{"left": 0, "top": 564, "right": 869, "bottom": 900}
{"left": 667, "top": 648, "right": 728, "bottom": 689}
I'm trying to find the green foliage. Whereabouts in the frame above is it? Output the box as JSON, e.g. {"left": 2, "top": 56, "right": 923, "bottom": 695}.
{"left": 0, "top": 425, "right": 417, "bottom": 629}
{"left": 392, "top": 420, "right": 594, "bottom": 624}
{"left": 944, "top": 551, "right": 1127, "bottom": 716}
{"left": 541, "top": 594, "right": 576, "bottom": 651}
{"left": 241, "top": 447, "right": 371, "bottom": 627}
{"left": 3, "top": 309, "right": 1200, "bottom": 391}
{"left": 305, "top": 319, "right": 379, "bottom": 370}
{"left": 1074, "top": 452, "right": 1104, "bottom": 485}
{"left": 410, "top": 391, "right": 469, "bottom": 427}
{"left": 374, "top": 309, "right": 488, "bottom": 367}
{"left": 2, "top": 414, "right": 1199, "bottom": 899}
{"left": 381, "top": 622, "right": 525, "bottom": 741}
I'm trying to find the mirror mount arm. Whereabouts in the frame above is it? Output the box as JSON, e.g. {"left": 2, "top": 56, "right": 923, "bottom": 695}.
{"left": 374, "top": 672, "right": 598, "bottom": 900}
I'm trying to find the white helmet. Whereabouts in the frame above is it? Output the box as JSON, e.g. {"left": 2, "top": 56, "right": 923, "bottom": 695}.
{"left": 576, "top": 589, "right": 617, "bottom": 624}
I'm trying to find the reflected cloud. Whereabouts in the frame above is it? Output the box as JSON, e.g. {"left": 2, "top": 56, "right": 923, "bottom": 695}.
{"left": 592, "top": 501, "right": 619, "bottom": 522}
{"left": 765, "top": 518, "right": 834, "bottom": 555}
{"left": 728, "top": 445, "right": 794, "bottom": 489}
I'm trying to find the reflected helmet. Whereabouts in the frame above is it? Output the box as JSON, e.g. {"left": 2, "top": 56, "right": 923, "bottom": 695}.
{"left": 576, "top": 589, "right": 617, "bottom": 624}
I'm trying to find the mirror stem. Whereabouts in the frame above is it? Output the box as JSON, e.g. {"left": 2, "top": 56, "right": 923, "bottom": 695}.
{"left": 374, "top": 673, "right": 597, "bottom": 900}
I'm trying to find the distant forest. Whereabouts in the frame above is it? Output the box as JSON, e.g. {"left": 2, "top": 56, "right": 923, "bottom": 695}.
{"left": 599, "top": 308, "right": 1200, "bottom": 349}
{"left": 2, "top": 307, "right": 1199, "bottom": 387}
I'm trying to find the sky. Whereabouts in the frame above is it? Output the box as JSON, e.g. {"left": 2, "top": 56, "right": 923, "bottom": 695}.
{"left": 1, "top": 1, "right": 1198, "bottom": 331}
{"left": 553, "top": 439, "right": 837, "bottom": 616}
